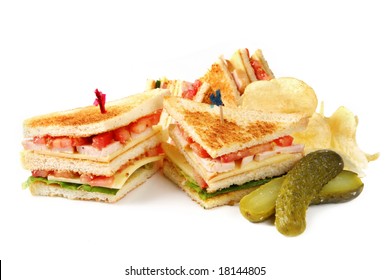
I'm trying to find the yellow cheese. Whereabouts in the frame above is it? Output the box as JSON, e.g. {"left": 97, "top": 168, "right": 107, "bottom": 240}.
{"left": 48, "top": 155, "right": 163, "bottom": 189}
{"left": 162, "top": 142, "right": 194, "bottom": 179}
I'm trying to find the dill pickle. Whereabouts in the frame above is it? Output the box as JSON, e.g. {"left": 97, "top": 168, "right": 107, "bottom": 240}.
{"left": 239, "top": 170, "right": 362, "bottom": 223}
{"left": 312, "top": 170, "right": 364, "bottom": 204}
{"left": 275, "top": 150, "right": 343, "bottom": 236}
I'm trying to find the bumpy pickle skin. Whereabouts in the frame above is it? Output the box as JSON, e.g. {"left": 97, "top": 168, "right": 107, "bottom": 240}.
{"left": 275, "top": 150, "right": 344, "bottom": 236}
{"left": 239, "top": 170, "right": 362, "bottom": 223}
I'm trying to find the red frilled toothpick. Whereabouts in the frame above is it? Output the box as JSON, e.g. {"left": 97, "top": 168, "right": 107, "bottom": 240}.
{"left": 93, "top": 88, "right": 107, "bottom": 113}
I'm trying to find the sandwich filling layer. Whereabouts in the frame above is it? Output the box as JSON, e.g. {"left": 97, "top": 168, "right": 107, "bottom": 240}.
{"left": 24, "top": 154, "right": 164, "bottom": 195}
{"left": 163, "top": 143, "right": 277, "bottom": 201}
{"left": 22, "top": 110, "right": 162, "bottom": 162}
{"left": 171, "top": 124, "right": 303, "bottom": 190}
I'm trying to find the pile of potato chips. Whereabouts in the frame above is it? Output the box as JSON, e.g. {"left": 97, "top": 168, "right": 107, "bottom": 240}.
{"left": 240, "top": 77, "right": 379, "bottom": 177}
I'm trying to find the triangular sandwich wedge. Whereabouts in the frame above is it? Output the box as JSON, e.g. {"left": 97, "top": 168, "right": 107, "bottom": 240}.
{"left": 162, "top": 96, "right": 309, "bottom": 209}
{"left": 21, "top": 89, "right": 169, "bottom": 203}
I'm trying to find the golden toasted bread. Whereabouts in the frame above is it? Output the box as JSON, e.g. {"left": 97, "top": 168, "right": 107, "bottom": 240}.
{"left": 23, "top": 89, "right": 169, "bottom": 138}
{"left": 200, "top": 58, "right": 240, "bottom": 107}
{"left": 163, "top": 96, "right": 308, "bottom": 158}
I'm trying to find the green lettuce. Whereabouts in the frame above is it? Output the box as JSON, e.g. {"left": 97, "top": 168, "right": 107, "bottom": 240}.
{"left": 24, "top": 176, "right": 118, "bottom": 195}
{"left": 181, "top": 170, "right": 273, "bottom": 201}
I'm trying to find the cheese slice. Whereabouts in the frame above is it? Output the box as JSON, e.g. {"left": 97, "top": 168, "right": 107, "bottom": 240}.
{"left": 162, "top": 142, "right": 194, "bottom": 179}
{"left": 48, "top": 155, "right": 163, "bottom": 189}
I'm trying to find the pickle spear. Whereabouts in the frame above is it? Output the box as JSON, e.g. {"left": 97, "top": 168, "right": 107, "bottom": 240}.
{"left": 275, "top": 150, "right": 343, "bottom": 236}
{"left": 239, "top": 170, "right": 363, "bottom": 223}
{"left": 239, "top": 177, "right": 285, "bottom": 222}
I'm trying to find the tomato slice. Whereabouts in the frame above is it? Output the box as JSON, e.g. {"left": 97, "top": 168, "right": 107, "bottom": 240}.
{"left": 190, "top": 142, "right": 210, "bottom": 158}
{"left": 194, "top": 171, "right": 208, "bottom": 189}
{"left": 129, "top": 110, "right": 162, "bottom": 134}
{"left": 71, "top": 137, "right": 91, "bottom": 146}
{"left": 52, "top": 170, "right": 77, "bottom": 179}
{"left": 31, "top": 170, "right": 50, "bottom": 177}
{"left": 92, "top": 131, "right": 114, "bottom": 150}
{"left": 33, "top": 136, "right": 48, "bottom": 145}
{"left": 182, "top": 80, "right": 202, "bottom": 100}
{"left": 113, "top": 127, "right": 131, "bottom": 144}
{"left": 273, "top": 135, "right": 294, "bottom": 147}
{"left": 250, "top": 59, "right": 270, "bottom": 80}
{"left": 80, "top": 174, "right": 114, "bottom": 187}
{"left": 51, "top": 137, "right": 73, "bottom": 149}
{"left": 220, "top": 142, "right": 274, "bottom": 163}
{"left": 146, "top": 144, "right": 164, "bottom": 157}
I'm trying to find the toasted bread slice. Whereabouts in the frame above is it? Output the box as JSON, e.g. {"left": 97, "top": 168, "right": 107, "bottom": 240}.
{"left": 200, "top": 57, "right": 240, "bottom": 107}
{"left": 23, "top": 88, "right": 169, "bottom": 138}
{"left": 163, "top": 96, "right": 308, "bottom": 158}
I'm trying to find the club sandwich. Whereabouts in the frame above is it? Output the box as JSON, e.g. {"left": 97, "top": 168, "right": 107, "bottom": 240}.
{"left": 21, "top": 88, "right": 169, "bottom": 203}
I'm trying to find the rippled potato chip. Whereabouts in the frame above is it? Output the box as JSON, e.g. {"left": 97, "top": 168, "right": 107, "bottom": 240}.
{"left": 293, "top": 105, "right": 379, "bottom": 176}
{"left": 327, "top": 106, "right": 379, "bottom": 176}
{"left": 240, "top": 77, "right": 318, "bottom": 117}
{"left": 292, "top": 112, "right": 331, "bottom": 152}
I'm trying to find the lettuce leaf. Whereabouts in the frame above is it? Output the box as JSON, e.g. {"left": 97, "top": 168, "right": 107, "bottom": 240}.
{"left": 24, "top": 176, "right": 118, "bottom": 195}
{"left": 185, "top": 176, "right": 273, "bottom": 201}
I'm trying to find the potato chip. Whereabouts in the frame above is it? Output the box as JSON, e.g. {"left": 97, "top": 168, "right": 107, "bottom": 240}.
{"left": 240, "top": 77, "right": 318, "bottom": 117}
{"left": 292, "top": 112, "right": 331, "bottom": 153}
{"left": 327, "top": 106, "right": 379, "bottom": 176}
{"left": 291, "top": 105, "right": 378, "bottom": 176}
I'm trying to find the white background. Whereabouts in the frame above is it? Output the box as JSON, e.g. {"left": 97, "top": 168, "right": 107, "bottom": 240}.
{"left": 1, "top": 0, "right": 388, "bottom": 279}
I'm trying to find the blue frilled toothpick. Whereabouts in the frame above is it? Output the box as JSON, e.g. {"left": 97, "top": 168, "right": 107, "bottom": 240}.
{"left": 210, "top": 89, "right": 224, "bottom": 123}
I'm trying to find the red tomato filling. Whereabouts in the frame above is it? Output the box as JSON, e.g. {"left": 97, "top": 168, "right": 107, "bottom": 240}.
{"left": 182, "top": 80, "right": 202, "bottom": 100}
{"left": 194, "top": 171, "right": 208, "bottom": 189}
{"left": 250, "top": 59, "right": 270, "bottom": 80}
{"left": 30, "top": 109, "right": 162, "bottom": 151}
{"left": 245, "top": 48, "right": 271, "bottom": 81}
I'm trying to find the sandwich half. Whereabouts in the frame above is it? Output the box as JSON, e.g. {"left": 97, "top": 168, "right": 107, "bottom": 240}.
{"left": 201, "top": 48, "right": 274, "bottom": 107}
{"left": 162, "top": 96, "right": 308, "bottom": 209}
{"left": 21, "top": 88, "right": 169, "bottom": 203}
